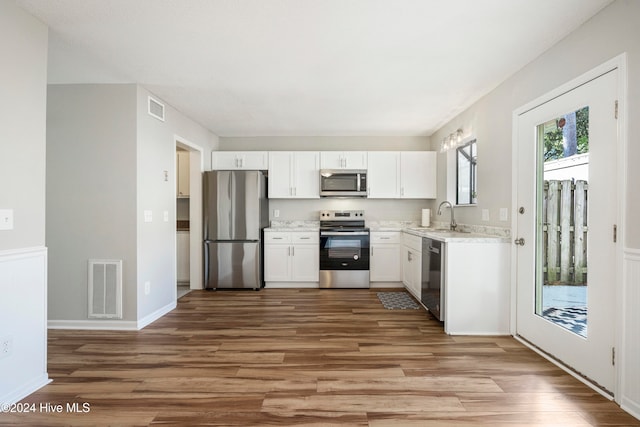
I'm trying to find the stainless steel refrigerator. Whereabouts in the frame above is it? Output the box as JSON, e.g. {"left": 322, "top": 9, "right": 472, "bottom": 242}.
{"left": 204, "top": 170, "right": 268, "bottom": 290}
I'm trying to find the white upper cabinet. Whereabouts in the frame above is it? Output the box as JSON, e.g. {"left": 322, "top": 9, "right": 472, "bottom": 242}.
{"left": 211, "top": 151, "right": 268, "bottom": 170}
{"left": 367, "top": 151, "right": 401, "bottom": 198}
{"left": 268, "top": 151, "right": 320, "bottom": 198}
{"left": 320, "top": 151, "right": 367, "bottom": 170}
{"left": 400, "top": 151, "right": 437, "bottom": 199}
{"left": 368, "top": 151, "right": 436, "bottom": 199}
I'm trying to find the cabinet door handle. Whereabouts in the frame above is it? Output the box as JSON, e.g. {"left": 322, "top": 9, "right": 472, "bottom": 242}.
{"left": 371, "top": 247, "right": 374, "bottom": 256}
{"left": 291, "top": 246, "right": 295, "bottom": 256}
{"left": 288, "top": 246, "right": 291, "bottom": 256}
{"left": 380, "top": 237, "right": 390, "bottom": 240}
{"left": 299, "top": 237, "right": 310, "bottom": 240}
{"left": 401, "top": 187, "right": 404, "bottom": 196}
{"left": 272, "top": 237, "right": 283, "bottom": 240}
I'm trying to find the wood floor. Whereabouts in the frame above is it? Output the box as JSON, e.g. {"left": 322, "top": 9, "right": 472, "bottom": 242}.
{"left": 5, "top": 289, "right": 639, "bottom": 426}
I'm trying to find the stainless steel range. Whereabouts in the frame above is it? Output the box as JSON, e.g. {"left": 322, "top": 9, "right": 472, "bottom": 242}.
{"left": 319, "top": 210, "right": 370, "bottom": 288}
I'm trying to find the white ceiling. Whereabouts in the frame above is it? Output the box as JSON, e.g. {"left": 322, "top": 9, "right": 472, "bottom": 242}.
{"left": 17, "top": 0, "right": 611, "bottom": 137}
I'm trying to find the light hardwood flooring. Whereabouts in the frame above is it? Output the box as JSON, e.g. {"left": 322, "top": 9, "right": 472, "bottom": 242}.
{"left": 5, "top": 289, "right": 639, "bottom": 426}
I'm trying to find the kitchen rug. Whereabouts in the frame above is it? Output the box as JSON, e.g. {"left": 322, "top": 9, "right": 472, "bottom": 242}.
{"left": 377, "top": 292, "right": 420, "bottom": 310}
{"left": 542, "top": 306, "right": 587, "bottom": 338}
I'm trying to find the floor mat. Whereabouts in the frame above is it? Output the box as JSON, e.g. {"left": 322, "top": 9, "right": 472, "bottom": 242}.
{"left": 377, "top": 292, "right": 420, "bottom": 310}
{"left": 542, "top": 306, "right": 587, "bottom": 337}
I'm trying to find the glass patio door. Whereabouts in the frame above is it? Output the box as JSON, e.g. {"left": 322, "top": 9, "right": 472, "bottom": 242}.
{"left": 515, "top": 69, "right": 618, "bottom": 393}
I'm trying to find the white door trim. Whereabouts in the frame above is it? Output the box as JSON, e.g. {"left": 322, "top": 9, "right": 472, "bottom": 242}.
{"left": 510, "top": 53, "right": 628, "bottom": 402}
{"left": 174, "top": 135, "right": 205, "bottom": 292}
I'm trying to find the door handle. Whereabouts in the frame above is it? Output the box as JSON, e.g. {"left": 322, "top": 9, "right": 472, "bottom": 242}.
{"left": 514, "top": 237, "right": 525, "bottom": 246}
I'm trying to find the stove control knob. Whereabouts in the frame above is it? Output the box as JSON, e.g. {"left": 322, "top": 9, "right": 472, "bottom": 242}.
{"left": 353, "top": 255, "right": 359, "bottom": 260}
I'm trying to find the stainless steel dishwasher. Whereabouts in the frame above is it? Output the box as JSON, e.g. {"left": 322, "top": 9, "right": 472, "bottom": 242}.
{"left": 421, "top": 238, "right": 443, "bottom": 321}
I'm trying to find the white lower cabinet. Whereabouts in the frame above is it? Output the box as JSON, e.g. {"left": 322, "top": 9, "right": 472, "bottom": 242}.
{"left": 443, "top": 241, "right": 510, "bottom": 335}
{"left": 401, "top": 232, "right": 422, "bottom": 299}
{"left": 370, "top": 231, "right": 401, "bottom": 282}
{"left": 264, "top": 231, "right": 319, "bottom": 285}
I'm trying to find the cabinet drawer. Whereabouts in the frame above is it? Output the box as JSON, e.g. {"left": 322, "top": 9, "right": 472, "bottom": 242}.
{"left": 264, "top": 232, "right": 292, "bottom": 244}
{"left": 291, "top": 232, "right": 319, "bottom": 244}
{"left": 371, "top": 231, "right": 400, "bottom": 244}
{"left": 402, "top": 232, "right": 422, "bottom": 252}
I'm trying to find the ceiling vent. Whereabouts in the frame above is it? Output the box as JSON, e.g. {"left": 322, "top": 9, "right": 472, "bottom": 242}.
{"left": 148, "top": 96, "right": 165, "bottom": 122}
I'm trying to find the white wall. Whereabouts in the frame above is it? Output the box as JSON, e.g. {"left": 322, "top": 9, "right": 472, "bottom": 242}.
{"left": 430, "top": 0, "right": 639, "bottom": 416}
{"left": 218, "top": 136, "right": 432, "bottom": 222}
{"left": 0, "top": 0, "right": 49, "bottom": 403}
{"left": 136, "top": 86, "right": 218, "bottom": 322}
{"left": 46, "top": 84, "right": 138, "bottom": 322}
{"left": 219, "top": 135, "right": 429, "bottom": 152}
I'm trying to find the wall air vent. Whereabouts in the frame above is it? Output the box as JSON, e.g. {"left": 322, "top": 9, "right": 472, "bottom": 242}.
{"left": 148, "top": 96, "right": 165, "bottom": 121}
{"left": 88, "top": 259, "right": 123, "bottom": 319}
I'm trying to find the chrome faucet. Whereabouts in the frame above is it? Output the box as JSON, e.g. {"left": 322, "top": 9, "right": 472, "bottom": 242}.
{"left": 437, "top": 201, "right": 457, "bottom": 231}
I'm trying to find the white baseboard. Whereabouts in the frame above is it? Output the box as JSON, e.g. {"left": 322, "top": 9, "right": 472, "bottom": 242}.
{"left": 48, "top": 319, "right": 139, "bottom": 330}
{"left": 621, "top": 397, "right": 640, "bottom": 422}
{"left": 136, "top": 301, "right": 176, "bottom": 329}
{"left": 0, "top": 374, "right": 51, "bottom": 405}
{"left": 48, "top": 301, "right": 176, "bottom": 331}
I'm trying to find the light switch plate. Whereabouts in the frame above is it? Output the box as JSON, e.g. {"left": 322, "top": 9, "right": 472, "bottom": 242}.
{"left": 144, "top": 210, "right": 153, "bottom": 223}
{"left": 499, "top": 208, "right": 509, "bottom": 221}
{"left": 144, "top": 281, "right": 151, "bottom": 295}
{"left": 273, "top": 209, "right": 280, "bottom": 218}
{"left": 163, "top": 211, "right": 169, "bottom": 222}
{"left": 0, "top": 209, "right": 14, "bottom": 230}
{"left": 482, "top": 209, "right": 490, "bottom": 221}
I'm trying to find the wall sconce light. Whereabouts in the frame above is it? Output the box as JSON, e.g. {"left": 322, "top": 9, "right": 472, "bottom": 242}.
{"left": 440, "top": 128, "right": 464, "bottom": 152}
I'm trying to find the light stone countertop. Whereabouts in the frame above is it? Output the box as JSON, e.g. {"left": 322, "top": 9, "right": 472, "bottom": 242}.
{"left": 403, "top": 227, "right": 510, "bottom": 243}
{"left": 264, "top": 227, "right": 320, "bottom": 232}
{"left": 265, "top": 219, "right": 510, "bottom": 242}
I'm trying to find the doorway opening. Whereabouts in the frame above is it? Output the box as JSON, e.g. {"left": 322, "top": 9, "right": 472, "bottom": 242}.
{"left": 175, "top": 137, "right": 204, "bottom": 299}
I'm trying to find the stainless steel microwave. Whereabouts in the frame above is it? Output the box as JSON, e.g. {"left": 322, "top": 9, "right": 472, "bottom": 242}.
{"left": 320, "top": 170, "right": 367, "bottom": 197}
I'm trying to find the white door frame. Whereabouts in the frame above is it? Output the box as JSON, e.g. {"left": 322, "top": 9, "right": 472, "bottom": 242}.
{"left": 510, "top": 54, "right": 627, "bottom": 401}
{"left": 174, "top": 135, "right": 205, "bottom": 291}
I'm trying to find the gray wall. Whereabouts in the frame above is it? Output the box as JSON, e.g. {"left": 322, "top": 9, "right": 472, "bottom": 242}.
{"left": 0, "top": 0, "right": 49, "bottom": 402}
{"left": 46, "top": 84, "right": 219, "bottom": 323}
{"left": 136, "top": 86, "right": 218, "bottom": 320}
{"left": 46, "top": 84, "right": 139, "bottom": 321}
{"left": 219, "top": 136, "right": 432, "bottom": 222}
{"left": 432, "top": 0, "right": 640, "bottom": 247}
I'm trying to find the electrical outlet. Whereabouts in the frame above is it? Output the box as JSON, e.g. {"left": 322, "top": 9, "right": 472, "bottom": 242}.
{"left": 0, "top": 337, "right": 12, "bottom": 359}
{"left": 0, "top": 209, "right": 14, "bottom": 230}
{"left": 499, "top": 208, "right": 509, "bottom": 221}
{"left": 144, "top": 210, "right": 153, "bottom": 223}
{"left": 482, "top": 209, "right": 490, "bottom": 221}
{"left": 273, "top": 209, "right": 280, "bottom": 218}
{"left": 144, "top": 281, "right": 151, "bottom": 295}
{"left": 163, "top": 211, "right": 169, "bottom": 222}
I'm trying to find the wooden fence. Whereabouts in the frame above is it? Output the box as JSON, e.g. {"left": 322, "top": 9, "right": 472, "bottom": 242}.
{"left": 542, "top": 179, "right": 588, "bottom": 285}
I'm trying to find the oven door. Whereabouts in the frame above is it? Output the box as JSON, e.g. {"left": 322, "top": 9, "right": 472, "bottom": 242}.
{"left": 320, "top": 231, "right": 370, "bottom": 270}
